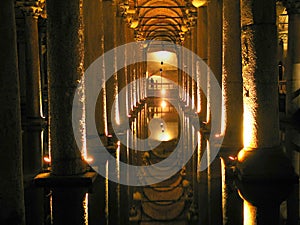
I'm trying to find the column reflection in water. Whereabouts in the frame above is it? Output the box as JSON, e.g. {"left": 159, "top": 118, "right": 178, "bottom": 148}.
{"left": 282, "top": 126, "right": 300, "bottom": 224}
{"left": 197, "top": 133, "right": 209, "bottom": 224}
{"left": 51, "top": 188, "right": 88, "bottom": 225}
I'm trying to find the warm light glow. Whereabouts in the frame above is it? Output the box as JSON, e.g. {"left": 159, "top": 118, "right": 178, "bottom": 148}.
{"left": 192, "top": 0, "right": 207, "bottom": 8}
{"left": 83, "top": 194, "right": 88, "bottom": 225}
{"left": 105, "top": 161, "right": 109, "bottom": 221}
{"left": 181, "top": 25, "right": 188, "bottom": 33}
{"left": 44, "top": 156, "right": 51, "bottom": 163}
{"left": 243, "top": 200, "right": 256, "bottom": 225}
{"left": 197, "top": 131, "right": 201, "bottom": 181}
{"left": 147, "top": 51, "right": 177, "bottom": 66}
{"left": 127, "top": 9, "right": 136, "bottom": 14}
{"left": 228, "top": 156, "right": 235, "bottom": 161}
{"left": 215, "top": 134, "right": 221, "bottom": 138}
{"left": 155, "top": 51, "right": 173, "bottom": 62}
{"left": 161, "top": 89, "right": 166, "bottom": 95}
{"left": 243, "top": 105, "right": 254, "bottom": 148}
{"left": 221, "top": 87, "right": 226, "bottom": 136}
{"left": 86, "top": 157, "right": 94, "bottom": 163}
{"left": 161, "top": 100, "right": 167, "bottom": 108}
{"left": 159, "top": 132, "right": 171, "bottom": 141}
{"left": 130, "top": 20, "right": 139, "bottom": 29}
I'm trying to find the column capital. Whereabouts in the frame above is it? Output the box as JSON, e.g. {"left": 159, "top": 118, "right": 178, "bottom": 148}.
{"left": 283, "top": 0, "right": 300, "bottom": 14}
{"left": 16, "top": 0, "right": 46, "bottom": 19}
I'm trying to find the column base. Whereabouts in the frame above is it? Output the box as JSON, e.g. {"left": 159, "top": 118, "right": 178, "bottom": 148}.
{"left": 236, "top": 146, "right": 298, "bottom": 206}
{"left": 34, "top": 171, "right": 98, "bottom": 191}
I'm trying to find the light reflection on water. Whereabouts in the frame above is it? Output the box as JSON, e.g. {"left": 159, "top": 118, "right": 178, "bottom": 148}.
{"left": 105, "top": 161, "right": 109, "bottom": 225}
{"left": 83, "top": 194, "right": 88, "bottom": 225}
{"left": 41, "top": 102, "right": 299, "bottom": 225}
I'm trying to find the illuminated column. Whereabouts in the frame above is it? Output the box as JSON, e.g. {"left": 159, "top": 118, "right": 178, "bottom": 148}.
{"left": 220, "top": 0, "right": 244, "bottom": 224}
{"left": 191, "top": 27, "right": 197, "bottom": 111}
{"left": 127, "top": 29, "right": 135, "bottom": 111}
{"left": 116, "top": 16, "right": 127, "bottom": 131}
{"left": 188, "top": 35, "right": 193, "bottom": 108}
{"left": 195, "top": 8, "right": 209, "bottom": 220}
{"left": 197, "top": 6, "right": 208, "bottom": 121}
{"left": 103, "top": 0, "right": 118, "bottom": 141}
{"left": 47, "top": 0, "right": 86, "bottom": 175}
{"left": 182, "top": 46, "right": 187, "bottom": 103}
{"left": 207, "top": 0, "right": 222, "bottom": 92}
{"left": 17, "top": 1, "right": 44, "bottom": 176}
{"left": 86, "top": 0, "right": 107, "bottom": 143}
{"left": 185, "top": 34, "right": 192, "bottom": 108}
{"left": 207, "top": 0, "right": 223, "bottom": 224}
{"left": 285, "top": 0, "right": 300, "bottom": 118}
{"left": 0, "top": 0, "right": 25, "bottom": 223}
{"left": 236, "top": 0, "right": 297, "bottom": 224}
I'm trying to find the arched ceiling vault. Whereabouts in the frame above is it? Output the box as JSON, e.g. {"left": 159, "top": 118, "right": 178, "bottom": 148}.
{"left": 119, "top": 0, "right": 199, "bottom": 44}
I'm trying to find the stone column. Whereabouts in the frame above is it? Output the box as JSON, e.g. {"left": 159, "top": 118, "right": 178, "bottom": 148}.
{"left": 0, "top": 0, "right": 25, "bottom": 224}
{"left": 195, "top": 6, "right": 210, "bottom": 224}
{"left": 17, "top": 1, "right": 44, "bottom": 176}
{"left": 102, "top": 0, "right": 118, "bottom": 143}
{"left": 191, "top": 27, "right": 197, "bottom": 112}
{"left": 220, "top": 0, "right": 244, "bottom": 224}
{"left": 116, "top": 13, "right": 127, "bottom": 132}
{"left": 47, "top": 0, "right": 87, "bottom": 175}
{"left": 197, "top": 6, "right": 208, "bottom": 121}
{"left": 236, "top": 0, "right": 297, "bottom": 224}
{"left": 285, "top": 0, "right": 300, "bottom": 119}
{"left": 207, "top": 0, "right": 223, "bottom": 224}
{"left": 94, "top": 36, "right": 107, "bottom": 144}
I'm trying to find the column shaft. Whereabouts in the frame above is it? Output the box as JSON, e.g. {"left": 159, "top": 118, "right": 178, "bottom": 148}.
{"left": 221, "top": 0, "right": 244, "bottom": 224}
{"left": 117, "top": 18, "right": 127, "bottom": 130}
{"left": 286, "top": 1, "right": 300, "bottom": 119}
{"left": 103, "top": 1, "right": 117, "bottom": 139}
{"left": 197, "top": 6, "right": 208, "bottom": 121}
{"left": 47, "top": 0, "right": 86, "bottom": 175}
{"left": 23, "top": 7, "right": 43, "bottom": 175}
{"left": 0, "top": 0, "right": 25, "bottom": 223}
{"left": 207, "top": 1, "right": 223, "bottom": 224}
{"left": 237, "top": 1, "right": 297, "bottom": 224}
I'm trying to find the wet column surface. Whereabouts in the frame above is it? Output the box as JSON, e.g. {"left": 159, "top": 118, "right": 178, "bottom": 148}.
{"left": 237, "top": 0, "right": 298, "bottom": 224}
{"left": 0, "top": 0, "right": 25, "bottom": 224}
{"left": 47, "top": 0, "right": 87, "bottom": 175}
{"left": 220, "top": 0, "right": 244, "bottom": 224}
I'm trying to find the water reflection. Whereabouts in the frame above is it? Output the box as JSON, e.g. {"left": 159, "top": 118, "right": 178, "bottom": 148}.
{"left": 35, "top": 100, "right": 299, "bottom": 225}
{"left": 50, "top": 188, "right": 88, "bottom": 225}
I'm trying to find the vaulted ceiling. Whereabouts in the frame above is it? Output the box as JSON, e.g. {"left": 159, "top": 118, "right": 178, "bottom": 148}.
{"left": 120, "top": 0, "right": 201, "bottom": 43}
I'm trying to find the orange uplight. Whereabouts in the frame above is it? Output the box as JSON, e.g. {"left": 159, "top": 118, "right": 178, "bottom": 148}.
{"left": 43, "top": 156, "right": 51, "bottom": 163}
{"left": 86, "top": 157, "right": 94, "bottom": 163}
{"left": 228, "top": 156, "right": 236, "bottom": 161}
